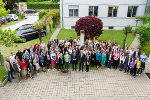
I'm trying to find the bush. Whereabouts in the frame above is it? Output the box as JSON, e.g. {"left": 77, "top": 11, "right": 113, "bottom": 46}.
{"left": 135, "top": 23, "right": 150, "bottom": 54}
{"left": 27, "top": 2, "right": 59, "bottom": 9}
{"left": 124, "top": 25, "right": 132, "bottom": 33}
{"left": 39, "top": 9, "right": 60, "bottom": 19}
{"left": 136, "top": 14, "right": 150, "bottom": 24}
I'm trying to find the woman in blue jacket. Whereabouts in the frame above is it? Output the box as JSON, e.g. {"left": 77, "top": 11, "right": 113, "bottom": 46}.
{"left": 96, "top": 50, "right": 102, "bottom": 68}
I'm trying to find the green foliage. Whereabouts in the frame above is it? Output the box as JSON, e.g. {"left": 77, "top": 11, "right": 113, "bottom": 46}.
{"left": 122, "top": 25, "right": 132, "bottom": 49}
{"left": 135, "top": 23, "right": 150, "bottom": 47}
{"left": 0, "top": 28, "right": 22, "bottom": 47}
{"left": 136, "top": 14, "right": 150, "bottom": 24}
{"left": 27, "top": 2, "right": 59, "bottom": 9}
{"left": 123, "top": 25, "right": 132, "bottom": 33}
{"left": 19, "top": 12, "right": 25, "bottom": 19}
{"left": 27, "top": 0, "right": 50, "bottom": 2}
{"left": 0, "top": 66, "right": 7, "bottom": 83}
{"left": 0, "top": 0, "right": 10, "bottom": 17}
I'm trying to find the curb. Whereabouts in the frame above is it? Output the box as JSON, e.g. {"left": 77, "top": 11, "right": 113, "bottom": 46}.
{"left": 0, "top": 78, "right": 8, "bottom": 87}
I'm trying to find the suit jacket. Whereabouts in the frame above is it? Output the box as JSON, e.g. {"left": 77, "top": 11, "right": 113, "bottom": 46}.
{"left": 59, "top": 56, "right": 64, "bottom": 65}
{"left": 71, "top": 53, "right": 78, "bottom": 63}
{"left": 4, "top": 61, "right": 13, "bottom": 71}
{"left": 78, "top": 53, "right": 85, "bottom": 63}
{"left": 85, "top": 56, "right": 91, "bottom": 65}
{"left": 133, "top": 51, "right": 140, "bottom": 57}
{"left": 91, "top": 53, "right": 96, "bottom": 61}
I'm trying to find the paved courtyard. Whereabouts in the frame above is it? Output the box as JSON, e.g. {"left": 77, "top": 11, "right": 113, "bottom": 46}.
{"left": 0, "top": 62, "right": 150, "bottom": 100}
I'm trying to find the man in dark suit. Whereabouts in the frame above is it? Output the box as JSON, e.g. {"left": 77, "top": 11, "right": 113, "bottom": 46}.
{"left": 133, "top": 48, "right": 140, "bottom": 58}
{"left": 59, "top": 53, "right": 64, "bottom": 69}
{"left": 91, "top": 50, "right": 96, "bottom": 67}
{"left": 72, "top": 49, "right": 78, "bottom": 71}
{"left": 16, "top": 49, "right": 23, "bottom": 61}
{"left": 78, "top": 50, "right": 85, "bottom": 72}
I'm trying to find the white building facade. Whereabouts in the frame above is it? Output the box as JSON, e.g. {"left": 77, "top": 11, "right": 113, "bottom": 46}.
{"left": 60, "top": 0, "right": 147, "bottom": 30}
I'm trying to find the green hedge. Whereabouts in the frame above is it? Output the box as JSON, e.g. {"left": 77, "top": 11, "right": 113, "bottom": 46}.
{"left": 38, "top": 9, "right": 60, "bottom": 19}
{"left": 27, "top": 2, "right": 59, "bottom": 9}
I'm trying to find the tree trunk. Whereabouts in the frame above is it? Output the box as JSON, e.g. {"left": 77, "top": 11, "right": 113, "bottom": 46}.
{"left": 0, "top": 51, "right": 4, "bottom": 66}
{"left": 122, "top": 33, "right": 127, "bottom": 50}
{"left": 38, "top": 31, "right": 42, "bottom": 44}
{"left": 49, "top": 23, "right": 52, "bottom": 33}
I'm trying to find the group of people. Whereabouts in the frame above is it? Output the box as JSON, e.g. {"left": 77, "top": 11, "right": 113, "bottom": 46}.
{"left": 4, "top": 37, "right": 148, "bottom": 82}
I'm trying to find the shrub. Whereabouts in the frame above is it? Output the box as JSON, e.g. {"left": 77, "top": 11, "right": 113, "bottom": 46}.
{"left": 27, "top": 2, "right": 59, "bottom": 9}
{"left": 136, "top": 14, "right": 150, "bottom": 24}
{"left": 75, "top": 16, "right": 103, "bottom": 39}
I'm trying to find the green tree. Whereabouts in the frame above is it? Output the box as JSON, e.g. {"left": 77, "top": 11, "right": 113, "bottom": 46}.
{"left": 122, "top": 25, "right": 132, "bottom": 49}
{"left": 33, "top": 22, "right": 45, "bottom": 44}
{"left": 0, "top": 28, "right": 22, "bottom": 65}
{"left": 0, "top": 0, "right": 10, "bottom": 17}
{"left": 3, "top": 0, "right": 19, "bottom": 10}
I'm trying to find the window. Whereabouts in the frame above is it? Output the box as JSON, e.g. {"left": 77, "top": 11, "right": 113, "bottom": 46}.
{"left": 108, "top": 6, "right": 118, "bottom": 17}
{"left": 89, "top": 6, "right": 98, "bottom": 16}
{"left": 108, "top": 26, "right": 114, "bottom": 29}
{"left": 69, "top": 5, "right": 79, "bottom": 17}
{"left": 127, "top": 6, "right": 138, "bottom": 17}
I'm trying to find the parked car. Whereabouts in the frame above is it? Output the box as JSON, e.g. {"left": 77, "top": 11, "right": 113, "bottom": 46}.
{"left": 24, "top": 9, "right": 37, "bottom": 14}
{"left": 16, "top": 24, "right": 46, "bottom": 42}
{"left": 0, "top": 17, "right": 6, "bottom": 26}
{"left": 6, "top": 14, "right": 18, "bottom": 22}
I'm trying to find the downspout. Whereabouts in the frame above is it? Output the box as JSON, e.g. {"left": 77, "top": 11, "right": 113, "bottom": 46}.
{"left": 61, "top": 0, "right": 64, "bottom": 28}
{"left": 145, "top": 0, "right": 148, "bottom": 15}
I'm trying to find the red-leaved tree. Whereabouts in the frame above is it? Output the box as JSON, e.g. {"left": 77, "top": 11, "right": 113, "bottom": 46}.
{"left": 75, "top": 16, "right": 103, "bottom": 39}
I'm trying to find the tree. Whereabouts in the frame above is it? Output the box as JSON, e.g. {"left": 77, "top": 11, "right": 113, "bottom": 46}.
{"left": 0, "top": 0, "right": 9, "bottom": 17}
{"left": 33, "top": 22, "right": 45, "bottom": 44}
{"left": 75, "top": 16, "right": 103, "bottom": 39}
{"left": 0, "top": 28, "right": 22, "bottom": 65}
{"left": 3, "top": 0, "right": 19, "bottom": 10}
{"left": 122, "top": 25, "right": 132, "bottom": 49}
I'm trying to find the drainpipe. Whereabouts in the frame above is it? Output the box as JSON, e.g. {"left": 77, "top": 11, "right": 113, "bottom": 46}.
{"left": 145, "top": 0, "right": 149, "bottom": 15}
{"left": 61, "top": 0, "right": 64, "bottom": 28}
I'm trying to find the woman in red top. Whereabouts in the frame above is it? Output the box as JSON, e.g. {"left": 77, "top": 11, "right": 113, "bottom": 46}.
{"left": 21, "top": 58, "right": 27, "bottom": 80}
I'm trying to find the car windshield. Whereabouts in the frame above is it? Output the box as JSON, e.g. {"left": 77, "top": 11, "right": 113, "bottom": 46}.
{"left": 7, "top": 15, "right": 12, "bottom": 17}
{"left": 18, "top": 25, "right": 35, "bottom": 30}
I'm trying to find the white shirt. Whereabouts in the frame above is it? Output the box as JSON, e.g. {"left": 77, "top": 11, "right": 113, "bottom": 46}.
{"left": 10, "top": 55, "right": 15, "bottom": 63}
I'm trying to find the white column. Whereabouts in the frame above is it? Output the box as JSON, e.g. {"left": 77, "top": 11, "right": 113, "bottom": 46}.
{"left": 80, "top": 30, "right": 85, "bottom": 46}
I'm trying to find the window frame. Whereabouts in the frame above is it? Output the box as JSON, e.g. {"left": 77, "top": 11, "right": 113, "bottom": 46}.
{"left": 127, "top": 6, "right": 138, "bottom": 17}
{"left": 89, "top": 6, "right": 98, "bottom": 17}
{"left": 108, "top": 6, "right": 118, "bottom": 17}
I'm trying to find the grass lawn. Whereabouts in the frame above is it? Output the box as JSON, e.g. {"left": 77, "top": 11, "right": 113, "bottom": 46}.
{"left": 0, "top": 18, "right": 25, "bottom": 29}
{"left": 57, "top": 29, "right": 135, "bottom": 47}
{"left": 0, "top": 66, "right": 7, "bottom": 83}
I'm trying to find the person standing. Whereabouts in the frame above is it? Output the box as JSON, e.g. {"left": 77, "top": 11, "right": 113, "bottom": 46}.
{"left": 129, "top": 58, "right": 135, "bottom": 78}
{"left": 51, "top": 50, "right": 56, "bottom": 70}
{"left": 85, "top": 52, "right": 91, "bottom": 72}
{"left": 140, "top": 58, "right": 145, "bottom": 74}
{"left": 119, "top": 53, "right": 125, "bottom": 71}
{"left": 59, "top": 53, "right": 64, "bottom": 69}
{"left": 45, "top": 51, "right": 51, "bottom": 71}
{"left": 78, "top": 50, "right": 85, "bottom": 72}
{"left": 96, "top": 50, "right": 102, "bottom": 68}
{"left": 72, "top": 50, "right": 78, "bottom": 71}
{"left": 135, "top": 58, "right": 141, "bottom": 76}
{"left": 55, "top": 52, "right": 60, "bottom": 70}
{"left": 101, "top": 52, "right": 106, "bottom": 69}
{"left": 107, "top": 52, "right": 113, "bottom": 69}
{"left": 16, "top": 49, "right": 23, "bottom": 61}
{"left": 64, "top": 52, "right": 70, "bottom": 69}
{"left": 124, "top": 54, "right": 132, "bottom": 73}
{"left": 20, "top": 58, "right": 27, "bottom": 80}
{"left": 14, "top": 58, "right": 22, "bottom": 82}
{"left": 33, "top": 54, "right": 40, "bottom": 74}
{"left": 34, "top": 42, "right": 40, "bottom": 51}
{"left": 140, "top": 52, "right": 147, "bottom": 61}
{"left": 39, "top": 52, "right": 46, "bottom": 72}
{"left": 91, "top": 50, "right": 96, "bottom": 67}
{"left": 113, "top": 50, "right": 120, "bottom": 69}
{"left": 4, "top": 57, "right": 15, "bottom": 82}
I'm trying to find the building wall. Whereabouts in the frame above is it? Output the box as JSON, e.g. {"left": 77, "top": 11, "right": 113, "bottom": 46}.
{"left": 60, "top": 0, "right": 147, "bottom": 30}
